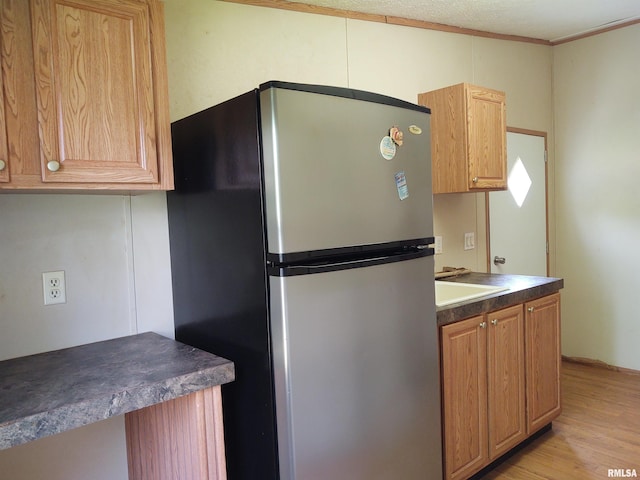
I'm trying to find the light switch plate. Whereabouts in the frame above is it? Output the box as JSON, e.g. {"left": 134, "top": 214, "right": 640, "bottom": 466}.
{"left": 464, "top": 232, "right": 475, "bottom": 250}
{"left": 434, "top": 236, "right": 443, "bottom": 254}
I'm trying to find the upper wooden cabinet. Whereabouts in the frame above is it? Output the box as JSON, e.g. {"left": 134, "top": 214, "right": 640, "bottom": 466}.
{"left": 0, "top": 0, "right": 173, "bottom": 191}
{"left": 418, "top": 83, "right": 506, "bottom": 194}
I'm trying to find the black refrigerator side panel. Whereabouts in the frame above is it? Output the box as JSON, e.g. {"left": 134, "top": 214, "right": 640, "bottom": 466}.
{"left": 167, "top": 90, "right": 278, "bottom": 479}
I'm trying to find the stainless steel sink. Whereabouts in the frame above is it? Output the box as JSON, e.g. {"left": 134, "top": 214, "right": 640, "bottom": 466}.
{"left": 435, "top": 281, "right": 509, "bottom": 307}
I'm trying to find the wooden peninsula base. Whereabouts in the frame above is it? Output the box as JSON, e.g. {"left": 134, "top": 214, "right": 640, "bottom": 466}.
{"left": 126, "top": 385, "right": 227, "bottom": 480}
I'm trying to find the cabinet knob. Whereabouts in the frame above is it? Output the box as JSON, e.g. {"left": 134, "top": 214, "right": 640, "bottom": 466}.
{"left": 0, "top": 159, "right": 5, "bottom": 171}
{"left": 527, "top": 307, "right": 534, "bottom": 313}
{"left": 491, "top": 319, "right": 498, "bottom": 326}
{"left": 472, "top": 177, "right": 479, "bottom": 183}
{"left": 479, "top": 321, "right": 487, "bottom": 329}
{"left": 494, "top": 256, "right": 506, "bottom": 265}
{"left": 47, "top": 160, "right": 60, "bottom": 172}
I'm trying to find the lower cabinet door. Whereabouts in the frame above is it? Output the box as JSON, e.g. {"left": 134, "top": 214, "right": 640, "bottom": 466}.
{"left": 487, "top": 304, "right": 527, "bottom": 460}
{"left": 441, "top": 315, "right": 488, "bottom": 480}
{"left": 526, "top": 293, "right": 562, "bottom": 433}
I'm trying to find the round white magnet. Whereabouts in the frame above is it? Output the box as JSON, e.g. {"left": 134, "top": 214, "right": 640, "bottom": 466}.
{"left": 380, "top": 136, "right": 396, "bottom": 160}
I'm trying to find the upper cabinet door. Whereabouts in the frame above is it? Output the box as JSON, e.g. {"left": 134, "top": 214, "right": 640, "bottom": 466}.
{"left": 30, "top": 0, "right": 159, "bottom": 184}
{"left": 466, "top": 86, "right": 506, "bottom": 190}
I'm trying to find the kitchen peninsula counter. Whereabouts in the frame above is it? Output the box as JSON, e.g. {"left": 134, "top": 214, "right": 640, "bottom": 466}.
{"left": 436, "top": 272, "right": 564, "bottom": 326}
{"left": 0, "top": 331, "right": 235, "bottom": 450}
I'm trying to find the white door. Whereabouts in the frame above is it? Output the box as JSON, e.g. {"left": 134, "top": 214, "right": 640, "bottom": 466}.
{"left": 489, "top": 130, "right": 547, "bottom": 276}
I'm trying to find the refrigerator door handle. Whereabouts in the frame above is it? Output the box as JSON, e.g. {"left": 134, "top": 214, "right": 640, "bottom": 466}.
{"left": 269, "top": 248, "right": 434, "bottom": 277}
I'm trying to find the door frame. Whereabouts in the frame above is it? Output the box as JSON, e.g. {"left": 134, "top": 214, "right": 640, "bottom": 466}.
{"left": 485, "top": 127, "right": 550, "bottom": 275}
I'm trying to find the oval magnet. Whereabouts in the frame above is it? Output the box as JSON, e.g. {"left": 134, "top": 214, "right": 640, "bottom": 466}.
{"left": 380, "top": 136, "right": 396, "bottom": 160}
{"left": 408, "top": 125, "right": 422, "bottom": 135}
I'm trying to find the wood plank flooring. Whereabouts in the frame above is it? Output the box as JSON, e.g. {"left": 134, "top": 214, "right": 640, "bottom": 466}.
{"left": 480, "top": 360, "right": 640, "bottom": 479}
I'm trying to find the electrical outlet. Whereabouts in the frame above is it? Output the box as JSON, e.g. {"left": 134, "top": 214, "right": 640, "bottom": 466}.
{"left": 434, "top": 236, "right": 443, "bottom": 254}
{"left": 464, "top": 232, "right": 475, "bottom": 251}
{"left": 43, "top": 271, "right": 66, "bottom": 305}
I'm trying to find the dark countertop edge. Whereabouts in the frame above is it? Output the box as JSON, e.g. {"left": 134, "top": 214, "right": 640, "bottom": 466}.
{"left": 436, "top": 273, "right": 564, "bottom": 326}
{"left": 0, "top": 366, "right": 235, "bottom": 450}
{"left": 0, "top": 332, "right": 235, "bottom": 450}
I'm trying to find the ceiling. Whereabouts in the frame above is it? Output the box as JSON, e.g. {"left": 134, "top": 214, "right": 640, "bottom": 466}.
{"left": 288, "top": 0, "right": 640, "bottom": 43}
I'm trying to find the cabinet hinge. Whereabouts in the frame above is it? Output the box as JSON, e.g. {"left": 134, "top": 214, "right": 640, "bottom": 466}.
{"left": 546, "top": 242, "right": 549, "bottom": 254}
{"left": 544, "top": 150, "right": 548, "bottom": 163}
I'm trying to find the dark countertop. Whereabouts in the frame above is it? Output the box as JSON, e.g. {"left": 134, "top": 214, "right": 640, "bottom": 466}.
{"left": 0, "top": 332, "right": 235, "bottom": 450}
{"left": 437, "top": 272, "right": 564, "bottom": 326}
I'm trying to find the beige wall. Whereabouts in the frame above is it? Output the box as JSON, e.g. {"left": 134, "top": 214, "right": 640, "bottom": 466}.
{"left": 554, "top": 24, "right": 640, "bottom": 370}
{"left": 166, "top": 0, "right": 349, "bottom": 120}
{"left": 0, "top": 1, "right": 555, "bottom": 478}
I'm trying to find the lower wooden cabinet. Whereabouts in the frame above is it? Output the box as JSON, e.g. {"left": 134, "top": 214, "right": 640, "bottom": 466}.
{"left": 441, "top": 305, "right": 525, "bottom": 480}
{"left": 440, "top": 293, "right": 561, "bottom": 480}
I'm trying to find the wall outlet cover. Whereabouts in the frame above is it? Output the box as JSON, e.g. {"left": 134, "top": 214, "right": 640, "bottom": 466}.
{"left": 43, "top": 271, "right": 66, "bottom": 305}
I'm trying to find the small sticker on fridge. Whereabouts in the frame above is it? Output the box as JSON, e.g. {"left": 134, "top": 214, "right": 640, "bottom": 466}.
{"left": 395, "top": 171, "right": 409, "bottom": 200}
{"left": 380, "top": 136, "right": 396, "bottom": 160}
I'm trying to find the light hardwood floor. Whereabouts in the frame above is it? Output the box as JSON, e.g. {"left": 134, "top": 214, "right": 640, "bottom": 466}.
{"left": 480, "top": 360, "right": 640, "bottom": 479}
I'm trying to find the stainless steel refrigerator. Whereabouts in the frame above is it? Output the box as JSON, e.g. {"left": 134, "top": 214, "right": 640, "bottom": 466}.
{"left": 167, "top": 81, "right": 442, "bottom": 480}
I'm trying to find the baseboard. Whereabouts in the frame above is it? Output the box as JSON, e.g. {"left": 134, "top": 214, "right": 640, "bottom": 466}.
{"left": 562, "top": 355, "right": 640, "bottom": 376}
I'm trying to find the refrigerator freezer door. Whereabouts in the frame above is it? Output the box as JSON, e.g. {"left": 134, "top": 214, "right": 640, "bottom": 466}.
{"left": 270, "top": 255, "right": 442, "bottom": 480}
{"left": 261, "top": 86, "right": 433, "bottom": 259}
